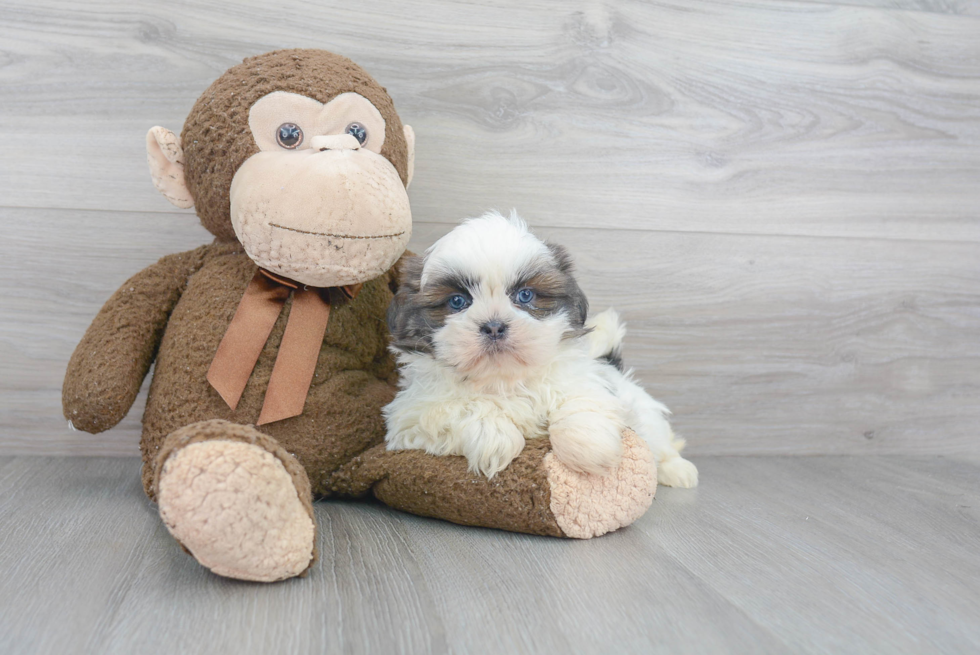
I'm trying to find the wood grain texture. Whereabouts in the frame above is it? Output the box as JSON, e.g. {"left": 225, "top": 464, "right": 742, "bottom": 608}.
{"left": 1, "top": 455, "right": 977, "bottom": 654}
{"left": 796, "top": 0, "right": 980, "bottom": 15}
{"left": 4, "top": 209, "right": 977, "bottom": 456}
{"left": 1, "top": 0, "right": 979, "bottom": 456}
{"left": 0, "top": 0, "right": 978, "bottom": 241}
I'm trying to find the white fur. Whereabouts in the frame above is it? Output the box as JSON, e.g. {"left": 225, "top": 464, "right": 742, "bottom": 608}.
{"left": 384, "top": 211, "right": 698, "bottom": 486}
{"left": 588, "top": 311, "right": 698, "bottom": 488}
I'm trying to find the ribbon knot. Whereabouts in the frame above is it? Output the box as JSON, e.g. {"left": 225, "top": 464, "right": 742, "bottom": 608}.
{"left": 207, "top": 268, "right": 361, "bottom": 425}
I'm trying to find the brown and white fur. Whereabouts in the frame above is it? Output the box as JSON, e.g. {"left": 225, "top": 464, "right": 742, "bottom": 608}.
{"left": 384, "top": 211, "right": 697, "bottom": 486}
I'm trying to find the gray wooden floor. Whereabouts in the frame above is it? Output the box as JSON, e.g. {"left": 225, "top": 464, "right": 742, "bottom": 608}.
{"left": 2, "top": 455, "right": 977, "bottom": 654}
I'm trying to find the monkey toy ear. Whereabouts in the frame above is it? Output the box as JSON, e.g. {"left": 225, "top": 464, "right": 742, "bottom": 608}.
{"left": 146, "top": 126, "right": 194, "bottom": 209}
{"left": 403, "top": 125, "right": 416, "bottom": 189}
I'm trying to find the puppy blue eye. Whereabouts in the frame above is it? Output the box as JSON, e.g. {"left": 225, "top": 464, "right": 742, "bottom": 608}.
{"left": 448, "top": 294, "right": 469, "bottom": 311}
{"left": 516, "top": 288, "right": 535, "bottom": 304}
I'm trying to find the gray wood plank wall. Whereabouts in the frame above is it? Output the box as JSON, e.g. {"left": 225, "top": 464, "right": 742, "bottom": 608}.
{"left": 1, "top": 0, "right": 978, "bottom": 456}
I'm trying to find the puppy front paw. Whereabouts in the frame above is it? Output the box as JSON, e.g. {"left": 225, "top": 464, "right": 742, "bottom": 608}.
{"left": 658, "top": 456, "right": 699, "bottom": 488}
{"left": 548, "top": 412, "right": 624, "bottom": 476}
{"left": 460, "top": 417, "right": 525, "bottom": 478}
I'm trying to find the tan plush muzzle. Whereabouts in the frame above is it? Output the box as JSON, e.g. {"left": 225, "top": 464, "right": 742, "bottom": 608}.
{"left": 230, "top": 146, "right": 411, "bottom": 287}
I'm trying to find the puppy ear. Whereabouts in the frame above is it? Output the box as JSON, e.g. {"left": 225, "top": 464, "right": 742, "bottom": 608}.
{"left": 387, "top": 251, "right": 417, "bottom": 294}
{"left": 387, "top": 256, "right": 433, "bottom": 353}
{"left": 546, "top": 243, "right": 590, "bottom": 331}
{"left": 548, "top": 242, "right": 575, "bottom": 273}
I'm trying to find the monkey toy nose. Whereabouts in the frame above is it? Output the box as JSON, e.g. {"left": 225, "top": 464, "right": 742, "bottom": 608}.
{"left": 310, "top": 134, "right": 361, "bottom": 152}
{"left": 480, "top": 320, "right": 508, "bottom": 340}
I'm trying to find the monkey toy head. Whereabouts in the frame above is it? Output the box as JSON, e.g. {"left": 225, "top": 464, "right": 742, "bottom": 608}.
{"left": 146, "top": 49, "right": 415, "bottom": 287}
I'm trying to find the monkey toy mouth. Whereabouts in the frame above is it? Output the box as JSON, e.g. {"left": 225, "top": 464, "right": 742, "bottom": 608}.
{"left": 268, "top": 223, "right": 407, "bottom": 240}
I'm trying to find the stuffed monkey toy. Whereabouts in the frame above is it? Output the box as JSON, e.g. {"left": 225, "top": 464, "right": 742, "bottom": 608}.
{"left": 63, "top": 49, "right": 656, "bottom": 583}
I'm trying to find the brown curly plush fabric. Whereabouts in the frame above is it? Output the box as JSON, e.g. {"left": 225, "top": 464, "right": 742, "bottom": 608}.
{"left": 181, "top": 49, "right": 410, "bottom": 241}
{"left": 63, "top": 246, "right": 210, "bottom": 433}
{"left": 330, "top": 438, "right": 565, "bottom": 537}
{"left": 136, "top": 241, "right": 400, "bottom": 500}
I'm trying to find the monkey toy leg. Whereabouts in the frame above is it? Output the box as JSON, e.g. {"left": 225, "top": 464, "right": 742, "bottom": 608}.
{"left": 152, "top": 423, "right": 655, "bottom": 582}
{"left": 329, "top": 429, "right": 657, "bottom": 539}
{"left": 153, "top": 420, "right": 317, "bottom": 582}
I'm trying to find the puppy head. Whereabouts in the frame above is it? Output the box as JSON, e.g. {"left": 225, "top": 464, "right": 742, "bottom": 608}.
{"left": 388, "top": 211, "right": 589, "bottom": 382}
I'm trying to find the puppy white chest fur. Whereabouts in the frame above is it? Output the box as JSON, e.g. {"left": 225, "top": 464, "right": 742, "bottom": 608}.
{"left": 384, "top": 340, "right": 622, "bottom": 476}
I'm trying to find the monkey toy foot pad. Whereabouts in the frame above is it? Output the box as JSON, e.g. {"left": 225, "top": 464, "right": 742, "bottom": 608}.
{"left": 156, "top": 421, "right": 317, "bottom": 582}
{"left": 545, "top": 430, "right": 657, "bottom": 538}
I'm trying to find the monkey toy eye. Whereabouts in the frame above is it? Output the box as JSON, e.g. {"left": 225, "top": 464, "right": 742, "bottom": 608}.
{"left": 515, "top": 288, "right": 535, "bottom": 305}
{"left": 447, "top": 294, "right": 470, "bottom": 312}
{"left": 276, "top": 123, "right": 303, "bottom": 149}
{"left": 345, "top": 122, "right": 368, "bottom": 145}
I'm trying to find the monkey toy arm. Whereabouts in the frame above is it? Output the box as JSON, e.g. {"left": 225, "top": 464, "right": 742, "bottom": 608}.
{"left": 329, "top": 429, "right": 657, "bottom": 539}
{"left": 63, "top": 245, "right": 209, "bottom": 433}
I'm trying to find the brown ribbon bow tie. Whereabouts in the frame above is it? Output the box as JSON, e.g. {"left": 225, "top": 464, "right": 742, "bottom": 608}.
{"left": 207, "top": 268, "right": 362, "bottom": 425}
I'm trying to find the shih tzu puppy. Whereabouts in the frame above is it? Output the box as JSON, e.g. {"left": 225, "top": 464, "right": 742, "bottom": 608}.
{"left": 383, "top": 211, "right": 697, "bottom": 487}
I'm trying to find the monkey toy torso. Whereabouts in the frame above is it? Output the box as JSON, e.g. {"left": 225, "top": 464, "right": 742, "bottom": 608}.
{"left": 63, "top": 49, "right": 656, "bottom": 583}
{"left": 138, "top": 243, "right": 400, "bottom": 497}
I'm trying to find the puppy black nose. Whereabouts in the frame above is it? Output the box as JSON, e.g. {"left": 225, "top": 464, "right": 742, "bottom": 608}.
{"left": 480, "top": 320, "right": 507, "bottom": 340}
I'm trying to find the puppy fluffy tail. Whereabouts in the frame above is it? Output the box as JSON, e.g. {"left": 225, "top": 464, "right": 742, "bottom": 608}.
{"left": 586, "top": 308, "right": 626, "bottom": 372}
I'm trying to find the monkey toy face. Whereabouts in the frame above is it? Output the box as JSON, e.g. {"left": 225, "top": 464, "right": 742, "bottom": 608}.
{"left": 230, "top": 90, "right": 412, "bottom": 285}
{"left": 145, "top": 49, "right": 415, "bottom": 287}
